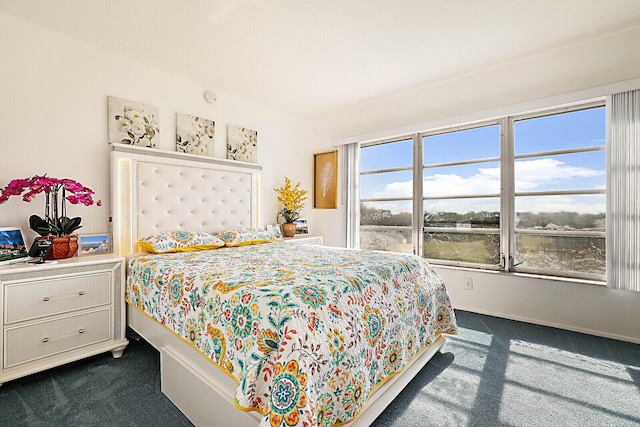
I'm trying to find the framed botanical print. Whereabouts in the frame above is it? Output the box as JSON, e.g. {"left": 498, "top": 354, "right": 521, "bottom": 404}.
{"left": 227, "top": 125, "right": 257, "bottom": 163}
{"left": 107, "top": 96, "right": 160, "bottom": 148}
{"left": 176, "top": 113, "right": 215, "bottom": 156}
{"left": 313, "top": 150, "right": 338, "bottom": 209}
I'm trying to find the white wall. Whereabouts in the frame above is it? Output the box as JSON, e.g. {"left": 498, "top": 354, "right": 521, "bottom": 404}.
{"left": 323, "top": 26, "right": 640, "bottom": 142}
{"left": 0, "top": 12, "right": 316, "bottom": 240}
{"left": 311, "top": 25, "right": 640, "bottom": 343}
{"left": 436, "top": 267, "right": 640, "bottom": 344}
{"left": 4, "top": 11, "right": 639, "bottom": 343}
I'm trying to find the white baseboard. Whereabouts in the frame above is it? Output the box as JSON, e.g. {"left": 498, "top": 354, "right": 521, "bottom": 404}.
{"left": 453, "top": 305, "right": 640, "bottom": 345}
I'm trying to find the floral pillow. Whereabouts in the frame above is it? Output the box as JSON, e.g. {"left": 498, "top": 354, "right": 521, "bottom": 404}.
{"left": 217, "top": 227, "right": 275, "bottom": 247}
{"left": 136, "top": 230, "right": 225, "bottom": 253}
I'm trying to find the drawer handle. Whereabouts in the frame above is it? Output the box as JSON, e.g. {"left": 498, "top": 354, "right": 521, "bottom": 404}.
{"left": 42, "top": 328, "right": 86, "bottom": 343}
{"left": 42, "top": 291, "right": 85, "bottom": 302}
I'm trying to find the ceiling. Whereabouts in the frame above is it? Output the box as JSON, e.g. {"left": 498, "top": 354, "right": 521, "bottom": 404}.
{"left": 2, "top": 0, "right": 640, "bottom": 118}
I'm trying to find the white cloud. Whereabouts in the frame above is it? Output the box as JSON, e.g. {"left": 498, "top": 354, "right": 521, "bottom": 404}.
{"left": 424, "top": 170, "right": 499, "bottom": 196}
{"left": 378, "top": 180, "right": 412, "bottom": 197}
{"left": 514, "top": 158, "right": 603, "bottom": 191}
{"left": 363, "top": 158, "right": 605, "bottom": 214}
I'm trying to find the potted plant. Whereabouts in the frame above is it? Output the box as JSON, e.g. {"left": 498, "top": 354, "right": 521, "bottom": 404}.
{"left": 274, "top": 177, "right": 308, "bottom": 237}
{"left": 0, "top": 175, "right": 101, "bottom": 259}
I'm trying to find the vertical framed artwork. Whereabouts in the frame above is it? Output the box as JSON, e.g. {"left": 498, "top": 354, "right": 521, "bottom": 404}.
{"left": 176, "top": 113, "right": 215, "bottom": 156}
{"left": 313, "top": 150, "right": 338, "bottom": 209}
{"left": 227, "top": 125, "right": 258, "bottom": 163}
{"left": 107, "top": 96, "right": 160, "bottom": 148}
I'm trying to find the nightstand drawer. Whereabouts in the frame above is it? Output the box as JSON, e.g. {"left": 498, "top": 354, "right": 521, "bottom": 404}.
{"left": 4, "top": 308, "right": 111, "bottom": 368}
{"left": 280, "top": 236, "right": 323, "bottom": 245}
{"left": 4, "top": 272, "right": 112, "bottom": 324}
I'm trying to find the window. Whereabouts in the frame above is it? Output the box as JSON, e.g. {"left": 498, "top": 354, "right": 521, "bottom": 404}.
{"left": 422, "top": 122, "right": 502, "bottom": 267}
{"left": 358, "top": 102, "right": 606, "bottom": 281}
{"left": 512, "top": 106, "right": 606, "bottom": 279}
{"left": 360, "top": 138, "right": 414, "bottom": 254}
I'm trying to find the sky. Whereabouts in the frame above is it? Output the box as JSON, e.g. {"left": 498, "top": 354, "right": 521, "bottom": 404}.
{"left": 80, "top": 234, "right": 109, "bottom": 245}
{"left": 0, "top": 229, "right": 25, "bottom": 247}
{"left": 360, "top": 106, "right": 606, "bottom": 215}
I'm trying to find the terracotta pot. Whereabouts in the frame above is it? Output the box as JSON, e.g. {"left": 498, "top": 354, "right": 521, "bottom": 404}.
{"left": 36, "top": 235, "right": 79, "bottom": 260}
{"left": 281, "top": 223, "right": 297, "bottom": 237}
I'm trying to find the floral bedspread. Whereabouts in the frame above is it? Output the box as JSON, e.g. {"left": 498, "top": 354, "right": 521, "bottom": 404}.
{"left": 126, "top": 243, "right": 457, "bottom": 427}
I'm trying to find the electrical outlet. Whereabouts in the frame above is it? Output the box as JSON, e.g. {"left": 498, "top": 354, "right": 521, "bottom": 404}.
{"left": 464, "top": 277, "right": 473, "bottom": 290}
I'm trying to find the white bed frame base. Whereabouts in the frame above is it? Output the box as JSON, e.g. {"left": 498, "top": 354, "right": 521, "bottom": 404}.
{"left": 130, "top": 306, "right": 446, "bottom": 427}
{"left": 111, "top": 146, "right": 446, "bottom": 427}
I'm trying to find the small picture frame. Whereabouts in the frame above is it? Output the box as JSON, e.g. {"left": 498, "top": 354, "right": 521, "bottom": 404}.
{"left": 79, "top": 233, "right": 110, "bottom": 255}
{"left": 0, "top": 227, "right": 29, "bottom": 265}
{"left": 266, "top": 224, "right": 282, "bottom": 238}
{"left": 293, "top": 218, "right": 309, "bottom": 234}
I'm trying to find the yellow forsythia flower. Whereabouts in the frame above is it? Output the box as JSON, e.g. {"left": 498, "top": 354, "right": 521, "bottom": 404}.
{"left": 274, "top": 177, "right": 308, "bottom": 222}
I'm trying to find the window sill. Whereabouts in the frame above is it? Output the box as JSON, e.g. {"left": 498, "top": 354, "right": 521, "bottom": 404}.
{"left": 431, "top": 263, "right": 607, "bottom": 287}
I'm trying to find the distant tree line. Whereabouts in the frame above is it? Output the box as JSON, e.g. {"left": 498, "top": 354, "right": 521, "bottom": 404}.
{"left": 361, "top": 204, "right": 605, "bottom": 231}
{"left": 361, "top": 205, "right": 411, "bottom": 227}
{"left": 516, "top": 211, "right": 605, "bottom": 231}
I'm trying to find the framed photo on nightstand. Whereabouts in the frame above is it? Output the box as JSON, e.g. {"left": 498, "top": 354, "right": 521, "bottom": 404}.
{"left": 293, "top": 218, "right": 309, "bottom": 234}
{"left": 0, "top": 227, "right": 29, "bottom": 265}
{"left": 266, "top": 224, "right": 282, "bottom": 238}
{"left": 79, "top": 233, "right": 110, "bottom": 255}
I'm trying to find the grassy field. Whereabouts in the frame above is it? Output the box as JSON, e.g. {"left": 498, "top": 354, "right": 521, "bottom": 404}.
{"left": 361, "top": 228, "right": 604, "bottom": 277}
{"left": 424, "top": 238, "right": 499, "bottom": 264}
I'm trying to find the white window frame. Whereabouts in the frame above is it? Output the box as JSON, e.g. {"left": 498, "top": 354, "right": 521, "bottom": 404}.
{"left": 360, "top": 135, "right": 417, "bottom": 254}
{"left": 356, "top": 100, "right": 606, "bottom": 282}
{"left": 508, "top": 101, "right": 606, "bottom": 281}
{"left": 420, "top": 119, "right": 503, "bottom": 270}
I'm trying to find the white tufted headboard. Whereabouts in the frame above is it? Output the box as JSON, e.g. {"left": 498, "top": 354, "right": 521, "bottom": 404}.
{"left": 110, "top": 145, "right": 262, "bottom": 256}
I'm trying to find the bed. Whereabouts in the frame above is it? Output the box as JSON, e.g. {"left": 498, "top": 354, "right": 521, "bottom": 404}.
{"left": 110, "top": 145, "right": 457, "bottom": 427}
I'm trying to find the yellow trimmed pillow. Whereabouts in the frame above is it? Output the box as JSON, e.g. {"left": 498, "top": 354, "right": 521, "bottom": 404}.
{"left": 217, "top": 227, "right": 275, "bottom": 247}
{"left": 136, "top": 230, "right": 224, "bottom": 253}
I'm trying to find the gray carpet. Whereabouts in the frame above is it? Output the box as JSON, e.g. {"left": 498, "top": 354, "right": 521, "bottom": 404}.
{"left": 371, "top": 311, "right": 640, "bottom": 427}
{"left": 1, "top": 310, "right": 639, "bottom": 426}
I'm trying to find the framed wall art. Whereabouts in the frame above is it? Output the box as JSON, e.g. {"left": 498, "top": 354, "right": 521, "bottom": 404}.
{"left": 107, "top": 96, "right": 160, "bottom": 148}
{"left": 313, "top": 149, "right": 338, "bottom": 209}
{"left": 176, "top": 113, "right": 215, "bottom": 156}
{"left": 227, "top": 125, "right": 257, "bottom": 163}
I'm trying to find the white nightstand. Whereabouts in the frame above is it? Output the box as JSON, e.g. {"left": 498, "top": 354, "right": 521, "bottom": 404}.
{"left": 0, "top": 254, "right": 129, "bottom": 387}
{"left": 280, "top": 235, "right": 323, "bottom": 246}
